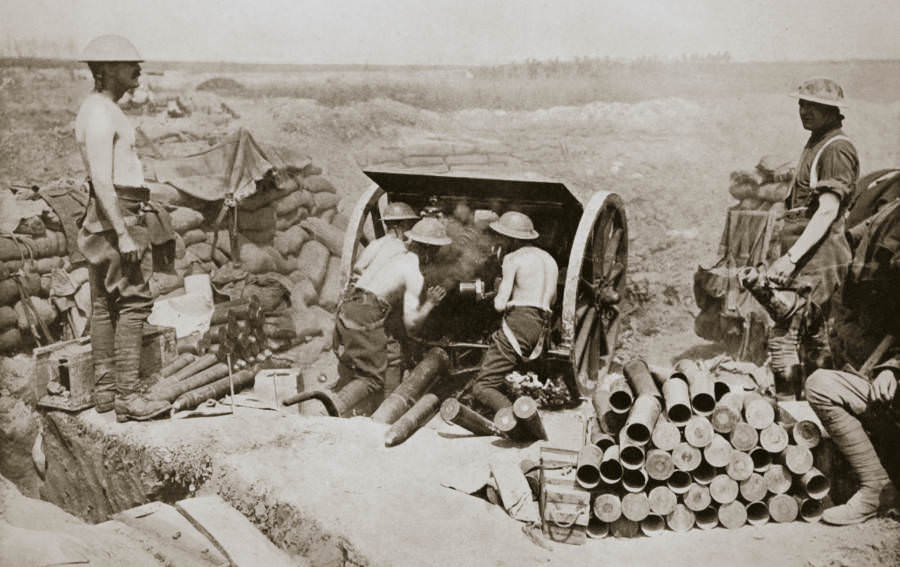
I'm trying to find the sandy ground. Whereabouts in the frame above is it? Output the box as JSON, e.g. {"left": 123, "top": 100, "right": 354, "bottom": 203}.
{"left": 36, "top": 407, "right": 900, "bottom": 567}
{"left": 2, "top": 64, "right": 900, "bottom": 565}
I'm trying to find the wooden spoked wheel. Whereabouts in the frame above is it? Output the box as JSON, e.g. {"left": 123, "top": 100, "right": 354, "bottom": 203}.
{"left": 561, "top": 191, "right": 628, "bottom": 396}
{"left": 339, "top": 184, "right": 386, "bottom": 289}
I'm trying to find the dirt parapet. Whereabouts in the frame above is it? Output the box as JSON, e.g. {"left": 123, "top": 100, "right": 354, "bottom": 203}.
{"left": 39, "top": 411, "right": 212, "bottom": 523}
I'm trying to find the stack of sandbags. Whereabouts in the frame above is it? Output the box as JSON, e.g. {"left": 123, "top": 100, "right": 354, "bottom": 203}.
{"left": 728, "top": 155, "right": 794, "bottom": 214}
{"left": 0, "top": 226, "right": 75, "bottom": 353}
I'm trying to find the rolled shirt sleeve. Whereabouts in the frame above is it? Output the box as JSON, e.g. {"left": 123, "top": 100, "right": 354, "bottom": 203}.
{"left": 813, "top": 139, "right": 859, "bottom": 204}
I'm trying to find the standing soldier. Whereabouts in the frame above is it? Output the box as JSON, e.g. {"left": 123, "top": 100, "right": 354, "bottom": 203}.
{"left": 330, "top": 217, "right": 449, "bottom": 415}
{"left": 76, "top": 35, "right": 175, "bottom": 421}
{"left": 766, "top": 78, "right": 859, "bottom": 397}
{"left": 471, "top": 212, "right": 559, "bottom": 414}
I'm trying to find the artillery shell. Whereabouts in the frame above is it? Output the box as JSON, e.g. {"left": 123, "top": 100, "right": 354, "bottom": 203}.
{"left": 623, "top": 358, "right": 660, "bottom": 398}
{"left": 593, "top": 493, "right": 622, "bottom": 523}
{"left": 648, "top": 485, "right": 678, "bottom": 516}
{"left": 385, "top": 393, "right": 442, "bottom": 447}
{"left": 440, "top": 398, "right": 503, "bottom": 437}
{"left": 663, "top": 377, "right": 692, "bottom": 425}
{"left": 718, "top": 501, "right": 747, "bottom": 530}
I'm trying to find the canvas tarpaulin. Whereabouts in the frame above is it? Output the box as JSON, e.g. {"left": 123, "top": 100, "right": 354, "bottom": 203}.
{"left": 144, "top": 128, "right": 274, "bottom": 202}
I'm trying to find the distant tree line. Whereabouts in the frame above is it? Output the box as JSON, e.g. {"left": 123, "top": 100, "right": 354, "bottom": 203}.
{"left": 472, "top": 52, "right": 733, "bottom": 79}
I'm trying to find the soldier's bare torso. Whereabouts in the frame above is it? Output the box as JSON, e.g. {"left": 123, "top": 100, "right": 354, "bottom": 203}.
{"left": 497, "top": 246, "right": 559, "bottom": 311}
{"left": 75, "top": 92, "right": 144, "bottom": 186}
{"left": 355, "top": 237, "right": 420, "bottom": 305}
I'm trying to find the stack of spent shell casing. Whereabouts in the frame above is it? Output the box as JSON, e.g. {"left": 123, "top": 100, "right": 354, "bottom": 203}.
{"left": 580, "top": 358, "right": 829, "bottom": 538}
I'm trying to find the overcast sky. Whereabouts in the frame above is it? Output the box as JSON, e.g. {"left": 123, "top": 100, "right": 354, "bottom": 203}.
{"left": 2, "top": 0, "right": 898, "bottom": 64}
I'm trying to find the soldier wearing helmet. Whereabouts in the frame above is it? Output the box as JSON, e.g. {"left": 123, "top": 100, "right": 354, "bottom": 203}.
{"left": 471, "top": 211, "right": 559, "bottom": 414}
{"left": 351, "top": 201, "right": 419, "bottom": 279}
{"left": 74, "top": 35, "right": 174, "bottom": 421}
{"left": 761, "top": 78, "right": 859, "bottom": 400}
{"left": 330, "top": 217, "right": 448, "bottom": 414}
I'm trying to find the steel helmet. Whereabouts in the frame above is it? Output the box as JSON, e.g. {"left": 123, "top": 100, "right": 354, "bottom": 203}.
{"left": 80, "top": 35, "right": 143, "bottom": 62}
{"left": 490, "top": 211, "right": 539, "bottom": 240}
{"left": 405, "top": 218, "right": 451, "bottom": 246}
{"left": 382, "top": 201, "right": 420, "bottom": 222}
{"left": 789, "top": 77, "right": 847, "bottom": 108}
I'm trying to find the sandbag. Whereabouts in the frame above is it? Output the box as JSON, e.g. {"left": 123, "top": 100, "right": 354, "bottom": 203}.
{"left": 729, "top": 182, "right": 756, "bottom": 201}
{"left": 318, "top": 256, "right": 342, "bottom": 311}
{"left": 0, "top": 274, "right": 41, "bottom": 306}
{"left": 0, "top": 233, "right": 65, "bottom": 261}
{"left": 300, "top": 218, "right": 344, "bottom": 257}
{"left": 290, "top": 278, "right": 318, "bottom": 309}
{"left": 0, "top": 306, "right": 17, "bottom": 330}
{"left": 2, "top": 254, "right": 67, "bottom": 276}
{"left": 264, "top": 246, "right": 294, "bottom": 275}
{"left": 237, "top": 239, "right": 277, "bottom": 274}
{"left": 0, "top": 328, "right": 22, "bottom": 352}
{"left": 318, "top": 209, "right": 336, "bottom": 224}
{"left": 289, "top": 308, "right": 325, "bottom": 341}
{"left": 275, "top": 207, "right": 309, "bottom": 231}
{"left": 332, "top": 213, "right": 349, "bottom": 231}
{"left": 274, "top": 169, "right": 302, "bottom": 192}
{"left": 295, "top": 241, "right": 329, "bottom": 290}
{"left": 312, "top": 192, "right": 340, "bottom": 214}
{"left": 186, "top": 242, "right": 229, "bottom": 266}
{"left": 302, "top": 175, "right": 335, "bottom": 194}
{"left": 14, "top": 297, "right": 58, "bottom": 332}
{"left": 273, "top": 225, "right": 308, "bottom": 257}
{"left": 147, "top": 180, "right": 184, "bottom": 206}
{"left": 237, "top": 206, "right": 276, "bottom": 231}
{"left": 182, "top": 228, "right": 208, "bottom": 246}
{"left": 174, "top": 233, "right": 186, "bottom": 259}
{"left": 755, "top": 182, "right": 791, "bottom": 203}
{"left": 169, "top": 206, "right": 205, "bottom": 233}
{"left": 240, "top": 228, "right": 276, "bottom": 246}
{"left": 738, "top": 198, "right": 764, "bottom": 210}
{"left": 275, "top": 190, "right": 313, "bottom": 217}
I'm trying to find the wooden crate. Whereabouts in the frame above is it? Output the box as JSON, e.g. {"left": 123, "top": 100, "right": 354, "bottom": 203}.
{"left": 539, "top": 446, "right": 590, "bottom": 545}
{"left": 33, "top": 324, "right": 176, "bottom": 410}
{"left": 140, "top": 324, "right": 176, "bottom": 384}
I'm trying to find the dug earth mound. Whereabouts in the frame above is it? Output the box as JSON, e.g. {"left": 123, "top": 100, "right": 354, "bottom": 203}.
{"left": 18, "top": 407, "right": 900, "bottom": 567}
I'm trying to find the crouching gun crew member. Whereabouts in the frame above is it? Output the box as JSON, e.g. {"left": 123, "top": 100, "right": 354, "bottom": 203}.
{"left": 331, "top": 217, "right": 449, "bottom": 415}
{"left": 472, "top": 211, "right": 559, "bottom": 414}
{"left": 75, "top": 35, "right": 175, "bottom": 421}
{"left": 805, "top": 200, "right": 900, "bottom": 525}
{"left": 349, "top": 201, "right": 421, "bottom": 395}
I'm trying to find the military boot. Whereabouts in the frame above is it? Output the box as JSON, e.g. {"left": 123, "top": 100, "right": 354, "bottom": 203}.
{"left": 823, "top": 481, "right": 898, "bottom": 525}
{"left": 92, "top": 364, "right": 116, "bottom": 413}
{"left": 114, "top": 394, "right": 171, "bottom": 422}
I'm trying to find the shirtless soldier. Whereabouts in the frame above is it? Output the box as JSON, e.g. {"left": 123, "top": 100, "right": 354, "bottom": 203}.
{"left": 331, "top": 217, "right": 449, "bottom": 415}
{"left": 472, "top": 212, "right": 559, "bottom": 413}
{"left": 349, "top": 201, "right": 420, "bottom": 394}
{"left": 76, "top": 35, "right": 175, "bottom": 421}
{"left": 351, "top": 201, "right": 420, "bottom": 280}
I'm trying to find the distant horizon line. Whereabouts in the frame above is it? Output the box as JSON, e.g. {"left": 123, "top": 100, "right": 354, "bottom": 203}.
{"left": 2, "top": 55, "right": 899, "bottom": 70}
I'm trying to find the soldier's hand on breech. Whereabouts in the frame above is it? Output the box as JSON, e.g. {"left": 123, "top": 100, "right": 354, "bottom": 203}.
{"left": 117, "top": 231, "right": 143, "bottom": 264}
{"left": 426, "top": 285, "right": 447, "bottom": 304}
{"left": 870, "top": 369, "right": 897, "bottom": 404}
{"left": 768, "top": 255, "right": 796, "bottom": 286}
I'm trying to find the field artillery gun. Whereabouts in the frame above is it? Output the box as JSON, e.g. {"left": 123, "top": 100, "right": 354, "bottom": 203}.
{"left": 340, "top": 169, "right": 629, "bottom": 402}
